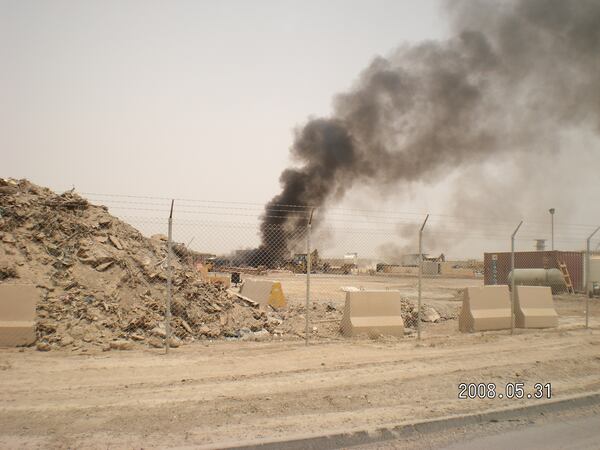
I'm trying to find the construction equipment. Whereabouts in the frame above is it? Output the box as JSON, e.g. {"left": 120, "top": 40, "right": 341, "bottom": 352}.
{"left": 322, "top": 262, "right": 354, "bottom": 274}
{"left": 557, "top": 260, "right": 575, "bottom": 294}
{"left": 288, "top": 250, "right": 320, "bottom": 273}
{"left": 204, "top": 257, "right": 216, "bottom": 272}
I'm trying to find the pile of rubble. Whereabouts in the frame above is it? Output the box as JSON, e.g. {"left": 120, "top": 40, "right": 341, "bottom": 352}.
{"left": 0, "top": 179, "right": 280, "bottom": 351}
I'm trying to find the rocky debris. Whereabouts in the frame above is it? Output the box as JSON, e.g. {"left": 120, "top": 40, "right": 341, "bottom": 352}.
{"left": 108, "top": 235, "right": 124, "bottom": 250}
{"left": 421, "top": 305, "right": 441, "bottom": 323}
{"left": 110, "top": 340, "right": 133, "bottom": 350}
{"left": 36, "top": 342, "right": 51, "bottom": 352}
{"left": 150, "top": 325, "right": 167, "bottom": 338}
{"left": 168, "top": 336, "right": 181, "bottom": 348}
{"left": 0, "top": 179, "right": 277, "bottom": 350}
{"left": 430, "top": 303, "right": 459, "bottom": 321}
{"left": 148, "top": 337, "right": 163, "bottom": 348}
{"left": 60, "top": 336, "right": 74, "bottom": 346}
{"left": 95, "top": 261, "right": 114, "bottom": 272}
{"left": 239, "top": 328, "right": 271, "bottom": 342}
{"left": 0, "top": 178, "right": 19, "bottom": 195}
{"left": 399, "top": 299, "right": 456, "bottom": 327}
{"left": 325, "top": 302, "right": 337, "bottom": 312}
{"left": 2, "top": 234, "right": 16, "bottom": 244}
{"left": 0, "top": 260, "right": 18, "bottom": 280}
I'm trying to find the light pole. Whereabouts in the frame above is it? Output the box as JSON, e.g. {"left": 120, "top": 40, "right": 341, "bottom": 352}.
{"left": 549, "top": 208, "right": 555, "bottom": 251}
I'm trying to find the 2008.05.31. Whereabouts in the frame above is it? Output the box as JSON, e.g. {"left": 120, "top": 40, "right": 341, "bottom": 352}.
{"left": 458, "top": 382, "right": 552, "bottom": 399}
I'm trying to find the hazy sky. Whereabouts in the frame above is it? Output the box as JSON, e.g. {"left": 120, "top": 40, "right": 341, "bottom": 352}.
{"left": 2, "top": 1, "right": 599, "bottom": 258}
{"left": 1, "top": 0, "right": 446, "bottom": 200}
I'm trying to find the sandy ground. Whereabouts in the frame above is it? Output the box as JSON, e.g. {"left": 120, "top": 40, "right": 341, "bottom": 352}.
{"left": 1, "top": 310, "right": 599, "bottom": 449}
{"left": 270, "top": 273, "right": 598, "bottom": 340}
{"left": 263, "top": 271, "right": 482, "bottom": 305}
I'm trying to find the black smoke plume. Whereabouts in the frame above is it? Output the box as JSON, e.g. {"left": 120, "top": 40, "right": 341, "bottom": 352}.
{"left": 250, "top": 0, "right": 600, "bottom": 267}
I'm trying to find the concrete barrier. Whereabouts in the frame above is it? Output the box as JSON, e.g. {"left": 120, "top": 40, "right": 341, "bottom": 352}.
{"left": 459, "top": 285, "right": 511, "bottom": 332}
{"left": 206, "top": 273, "right": 231, "bottom": 289}
{"left": 340, "top": 290, "right": 404, "bottom": 337}
{"left": 0, "top": 284, "right": 38, "bottom": 347}
{"left": 197, "top": 264, "right": 231, "bottom": 288}
{"left": 239, "top": 279, "right": 286, "bottom": 309}
{"left": 515, "top": 286, "right": 558, "bottom": 328}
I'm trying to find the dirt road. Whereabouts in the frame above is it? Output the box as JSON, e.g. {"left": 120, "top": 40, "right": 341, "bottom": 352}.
{"left": 1, "top": 324, "right": 599, "bottom": 449}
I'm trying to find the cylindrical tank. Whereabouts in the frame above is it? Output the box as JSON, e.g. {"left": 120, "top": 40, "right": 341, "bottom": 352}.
{"left": 507, "top": 268, "right": 566, "bottom": 292}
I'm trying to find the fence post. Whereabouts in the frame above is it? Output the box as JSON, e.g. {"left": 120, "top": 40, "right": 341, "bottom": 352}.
{"left": 305, "top": 209, "right": 314, "bottom": 346}
{"left": 586, "top": 226, "right": 600, "bottom": 329}
{"left": 165, "top": 200, "right": 174, "bottom": 354}
{"left": 417, "top": 214, "right": 429, "bottom": 341}
{"left": 510, "top": 221, "right": 523, "bottom": 335}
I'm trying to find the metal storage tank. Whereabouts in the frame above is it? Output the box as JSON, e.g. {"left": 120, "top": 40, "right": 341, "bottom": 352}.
{"left": 507, "top": 268, "right": 566, "bottom": 293}
{"left": 586, "top": 254, "right": 600, "bottom": 294}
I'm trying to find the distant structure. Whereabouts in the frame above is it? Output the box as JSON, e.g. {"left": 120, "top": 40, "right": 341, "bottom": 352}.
{"left": 535, "top": 239, "right": 546, "bottom": 251}
{"left": 344, "top": 252, "right": 358, "bottom": 266}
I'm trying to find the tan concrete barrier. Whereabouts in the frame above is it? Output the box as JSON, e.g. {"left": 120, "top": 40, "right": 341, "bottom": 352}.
{"left": 239, "top": 279, "right": 286, "bottom": 308}
{"left": 0, "top": 284, "right": 38, "bottom": 347}
{"left": 341, "top": 290, "right": 404, "bottom": 337}
{"left": 206, "top": 273, "right": 231, "bottom": 289}
{"left": 459, "top": 285, "right": 511, "bottom": 332}
{"left": 197, "top": 264, "right": 231, "bottom": 288}
{"left": 515, "top": 286, "right": 558, "bottom": 328}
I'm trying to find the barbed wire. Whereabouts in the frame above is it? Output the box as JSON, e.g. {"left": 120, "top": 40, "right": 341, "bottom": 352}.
{"left": 79, "top": 191, "right": 600, "bottom": 230}
{"left": 100, "top": 205, "right": 598, "bottom": 238}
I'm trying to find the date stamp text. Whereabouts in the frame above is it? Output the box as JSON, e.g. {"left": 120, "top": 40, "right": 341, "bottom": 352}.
{"left": 458, "top": 382, "right": 552, "bottom": 399}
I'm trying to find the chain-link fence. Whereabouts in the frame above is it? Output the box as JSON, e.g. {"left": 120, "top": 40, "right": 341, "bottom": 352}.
{"left": 2, "top": 183, "right": 599, "bottom": 350}
{"left": 101, "top": 195, "right": 600, "bottom": 343}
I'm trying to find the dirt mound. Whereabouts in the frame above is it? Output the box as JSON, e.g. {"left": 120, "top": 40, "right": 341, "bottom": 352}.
{"left": 0, "top": 178, "right": 279, "bottom": 350}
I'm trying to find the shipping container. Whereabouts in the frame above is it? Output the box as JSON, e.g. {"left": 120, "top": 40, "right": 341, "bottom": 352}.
{"left": 484, "top": 250, "right": 584, "bottom": 292}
